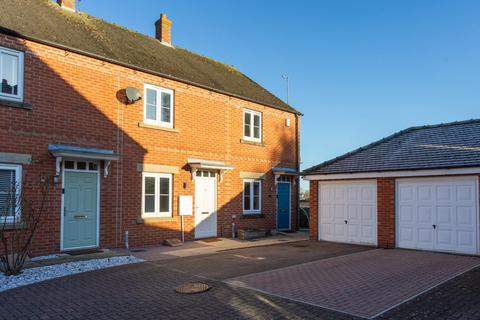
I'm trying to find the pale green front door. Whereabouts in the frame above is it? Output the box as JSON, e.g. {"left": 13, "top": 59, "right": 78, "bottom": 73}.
{"left": 63, "top": 171, "right": 98, "bottom": 250}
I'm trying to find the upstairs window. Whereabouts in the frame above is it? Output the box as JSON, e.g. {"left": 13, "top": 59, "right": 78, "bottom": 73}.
{"left": 0, "top": 46, "right": 24, "bottom": 102}
{"left": 0, "top": 164, "right": 21, "bottom": 222}
{"left": 243, "top": 109, "right": 262, "bottom": 142}
{"left": 144, "top": 84, "right": 174, "bottom": 128}
{"left": 243, "top": 179, "right": 261, "bottom": 214}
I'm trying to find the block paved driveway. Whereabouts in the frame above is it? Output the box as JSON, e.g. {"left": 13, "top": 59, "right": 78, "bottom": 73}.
{"left": 227, "top": 249, "right": 480, "bottom": 319}
{"left": 1, "top": 241, "right": 480, "bottom": 319}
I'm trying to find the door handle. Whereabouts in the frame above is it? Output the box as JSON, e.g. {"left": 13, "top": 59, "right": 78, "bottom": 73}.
{"left": 433, "top": 224, "right": 436, "bottom": 229}
{"left": 74, "top": 215, "right": 88, "bottom": 219}
{"left": 202, "top": 212, "right": 209, "bottom": 215}
{"left": 344, "top": 220, "right": 348, "bottom": 224}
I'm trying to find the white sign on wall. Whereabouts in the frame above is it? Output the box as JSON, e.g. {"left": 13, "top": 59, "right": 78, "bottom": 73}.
{"left": 179, "top": 196, "right": 193, "bottom": 216}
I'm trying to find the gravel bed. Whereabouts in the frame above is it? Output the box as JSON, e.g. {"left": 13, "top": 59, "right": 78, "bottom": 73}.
{"left": 0, "top": 256, "right": 143, "bottom": 292}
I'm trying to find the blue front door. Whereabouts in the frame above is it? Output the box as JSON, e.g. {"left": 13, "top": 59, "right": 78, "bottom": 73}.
{"left": 277, "top": 182, "right": 291, "bottom": 230}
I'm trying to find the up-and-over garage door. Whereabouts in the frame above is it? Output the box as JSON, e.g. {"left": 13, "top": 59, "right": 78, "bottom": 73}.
{"left": 397, "top": 177, "right": 478, "bottom": 255}
{"left": 318, "top": 180, "right": 377, "bottom": 245}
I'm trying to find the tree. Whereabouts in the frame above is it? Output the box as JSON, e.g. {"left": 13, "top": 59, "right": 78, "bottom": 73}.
{"left": 300, "top": 188, "right": 310, "bottom": 201}
{"left": 0, "top": 175, "right": 51, "bottom": 276}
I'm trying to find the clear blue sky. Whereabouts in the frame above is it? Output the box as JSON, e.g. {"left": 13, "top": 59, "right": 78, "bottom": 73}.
{"left": 79, "top": 0, "right": 480, "bottom": 189}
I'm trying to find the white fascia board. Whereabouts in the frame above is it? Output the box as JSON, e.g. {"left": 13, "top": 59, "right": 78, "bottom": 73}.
{"left": 303, "top": 167, "right": 480, "bottom": 181}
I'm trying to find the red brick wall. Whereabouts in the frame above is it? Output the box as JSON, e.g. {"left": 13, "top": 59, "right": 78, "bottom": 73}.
{"left": 309, "top": 180, "right": 318, "bottom": 240}
{"left": 377, "top": 177, "right": 395, "bottom": 248}
{"left": 0, "top": 34, "right": 299, "bottom": 254}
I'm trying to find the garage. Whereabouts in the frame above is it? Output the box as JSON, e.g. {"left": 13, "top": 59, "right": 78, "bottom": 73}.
{"left": 318, "top": 180, "right": 377, "bottom": 245}
{"left": 397, "top": 176, "right": 478, "bottom": 254}
{"left": 304, "top": 119, "right": 480, "bottom": 255}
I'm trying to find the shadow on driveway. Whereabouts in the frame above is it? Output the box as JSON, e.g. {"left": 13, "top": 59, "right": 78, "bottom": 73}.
{"left": 152, "top": 240, "right": 373, "bottom": 280}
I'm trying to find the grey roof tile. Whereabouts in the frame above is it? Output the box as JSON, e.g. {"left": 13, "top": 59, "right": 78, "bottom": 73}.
{"left": 303, "top": 119, "right": 480, "bottom": 175}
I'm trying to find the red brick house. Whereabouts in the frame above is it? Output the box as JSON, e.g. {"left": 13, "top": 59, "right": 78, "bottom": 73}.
{"left": 0, "top": 0, "right": 301, "bottom": 254}
{"left": 304, "top": 120, "right": 480, "bottom": 255}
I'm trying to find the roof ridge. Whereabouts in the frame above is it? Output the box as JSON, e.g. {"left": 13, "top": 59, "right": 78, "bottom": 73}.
{"left": 12, "top": 0, "right": 299, "bottom": 114}
{"left": 303, "top": 118, "right": 480, "bottom": 174}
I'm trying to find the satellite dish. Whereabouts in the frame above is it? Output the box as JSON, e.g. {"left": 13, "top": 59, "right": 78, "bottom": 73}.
{"left": 125, "top": 87, "right": 142, "bottom": 103}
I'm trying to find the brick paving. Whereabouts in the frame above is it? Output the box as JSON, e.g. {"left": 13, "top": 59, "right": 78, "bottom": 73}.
{"left": 379, "top": 266, "right": 480, "bottom": 320}
{"left": 0, "top": 262, "right": 353, "bottom": 320}
{"left": 227, "top": 249, "right": 480, "bottom": 318}
{"left": 2, "top": 244, "right": 480, "bottom": 319}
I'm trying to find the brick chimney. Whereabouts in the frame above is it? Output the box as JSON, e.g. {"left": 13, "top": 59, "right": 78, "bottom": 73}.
{"left": 155, "top": 14, "right": 172, "bottom": 46}
{"left": 57, "top": 0, "right": 76, "bottom": 12}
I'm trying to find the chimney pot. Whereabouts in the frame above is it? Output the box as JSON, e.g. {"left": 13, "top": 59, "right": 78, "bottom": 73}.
{"left": 57, "top": 0, "right": 76, "bottom": 12}
{"left": 155, "top": 14, "right": 172, "bottom": 46}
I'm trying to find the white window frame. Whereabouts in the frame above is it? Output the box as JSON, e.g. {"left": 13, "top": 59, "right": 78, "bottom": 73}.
{"left": 243, "top": 109, "right": 262, "bottom": 142}
{"left": 0, "top": 46, "right": 24, "bottom": 102}
{"left": 0, "top": 163, "right": 22, "bottom": 222}
{"left": 243, "top": 179, "right": 262, "bottom": 214}
{"left": 142, "top": 172, "right": 173, "bottom": 218}
{"left": 143, "top": 84, "right": 174, "bottom": 128}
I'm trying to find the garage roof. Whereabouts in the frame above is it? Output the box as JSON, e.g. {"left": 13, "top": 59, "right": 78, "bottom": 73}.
{"left": 0, "top": 0, "right": 299, "bottom": 114}
{"left": 303, "top": 119, "right": 480, "bottom": 175}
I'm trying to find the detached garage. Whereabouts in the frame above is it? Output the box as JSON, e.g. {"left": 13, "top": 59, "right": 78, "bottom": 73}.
{"left": 304, "top": 119, "right": 480, "bottom": 255}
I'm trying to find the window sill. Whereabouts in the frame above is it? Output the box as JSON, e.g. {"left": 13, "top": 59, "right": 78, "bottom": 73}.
{"left": 0, "top": 98, "right": 31, "bottom": 110}
{"left": 136, "top": 216, "right": 177, "bottom": 224}
{"left": 138, "top": 122, "right": 180, "bottom": 133}
{"left": 240, "top": 139, "right": 265, "bottom": 147}
{"left": 241, "top": 213, "right": 264, "bottom": 219}
{"left": 0, "top": 221, "right": 27, "bottom": 230}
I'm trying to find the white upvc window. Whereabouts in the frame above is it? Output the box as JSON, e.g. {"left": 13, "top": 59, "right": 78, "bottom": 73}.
{"left": 243, "top": 109, "right": 262, "bottom": 142}
{"left": 144, "top": 84, "right": 174, "bottom": 128}
{"left": 0, "top": 46, "right": 24, "bottom": 102}
{"left": 0, "top": 164, "right": 22, "bottom": 222}
{"left": 243, "top": 179, "right": 261, "bottom": 214}
{"left": 142, "top": 172, "right": 172, "bottom": 218}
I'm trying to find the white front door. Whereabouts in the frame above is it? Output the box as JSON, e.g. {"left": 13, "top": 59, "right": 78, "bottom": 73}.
{"left": 318, "top": 180, "right": 377, "bottom": 245}
{"left": 194, "top": 170, "right": 217, "bottom": 239}
{"left": 397, "top": 176, "right": 478, "bottom": 254}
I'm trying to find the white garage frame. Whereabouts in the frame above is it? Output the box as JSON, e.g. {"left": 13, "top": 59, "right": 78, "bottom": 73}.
{"left": 318, "top": 179, "right": 378, "bottom": 246}
{"left": 395, "top": 176, "right": 480, "bottom": 255}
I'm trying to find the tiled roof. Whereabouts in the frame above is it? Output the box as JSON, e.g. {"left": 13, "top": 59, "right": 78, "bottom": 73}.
{"left": 303, "top": 119, "right": 480, "bottom": 175}
{"left": 0, "top": 0, "right": 299, "bottom": 114}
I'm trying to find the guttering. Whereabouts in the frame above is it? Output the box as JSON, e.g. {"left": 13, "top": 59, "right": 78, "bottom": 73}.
{"left": 303, "top": 167, "right": 480, "bottom": 181}
{"left": 0, "top": 27, "right": 302, "bottom": 116}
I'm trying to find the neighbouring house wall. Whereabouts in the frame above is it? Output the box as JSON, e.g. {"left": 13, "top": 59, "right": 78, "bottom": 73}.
{"left": 0, "top": 33, "right": 299, "bottom": 255}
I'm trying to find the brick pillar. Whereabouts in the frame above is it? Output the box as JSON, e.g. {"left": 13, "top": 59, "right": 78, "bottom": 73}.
{"left": 309, "top": 180, "right": 318, "bottom": 240}
{"left": 377, "top": 177, "right": 395, "bottom": 248}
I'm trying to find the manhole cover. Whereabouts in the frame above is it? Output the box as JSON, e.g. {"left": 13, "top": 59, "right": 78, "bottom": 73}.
{"left": 175, "top": 282, "right": 210, "bottom": 294}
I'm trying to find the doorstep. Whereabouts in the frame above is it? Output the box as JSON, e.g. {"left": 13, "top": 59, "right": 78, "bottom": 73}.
{"left": 117, "top": 231, "right": 309, "bottom": 261}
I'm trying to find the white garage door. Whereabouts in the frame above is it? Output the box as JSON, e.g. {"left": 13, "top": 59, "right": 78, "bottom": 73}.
{"left": 397, "top": 177, "right": 478, "bottom": 255}
{"left": 318, "top": 180, "right": 377, "bottom": 245}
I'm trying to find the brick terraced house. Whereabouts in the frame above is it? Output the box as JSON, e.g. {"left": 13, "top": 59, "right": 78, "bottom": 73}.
{"left": 0, "top": 0, "right": 301, "bottom": 254}
{"left": 304, "top": 120, "right": 480, "bottom": 255}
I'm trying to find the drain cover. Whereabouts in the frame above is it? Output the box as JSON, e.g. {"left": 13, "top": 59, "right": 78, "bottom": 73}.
{"left": 129, "top": 249, "right": 146, "bottom": 253}
{"left": 175, "top": 282, "right": 210, "bottom": 294}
